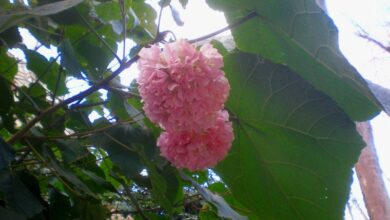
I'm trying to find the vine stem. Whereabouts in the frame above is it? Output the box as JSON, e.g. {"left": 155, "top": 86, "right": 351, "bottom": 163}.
{"left": 7, "top": 55, "right": 139, "bottom": 145}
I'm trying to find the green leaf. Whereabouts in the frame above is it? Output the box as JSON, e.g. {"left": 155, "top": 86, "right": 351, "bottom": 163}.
{"left": 132, "top": 2, "right": 157, "bottom": 36}
{"left": 143, "top": 159, "right": 173, "bottom": 214}
{"left": 216, "top": 52, "right": 364, "bottom": 219}
{"left": 56, "top": 139, "right": 90, "bottom": 163}
{"left": 159, "top": 0, "right": 171, "bottom": 7}
{"left": 79, "top": 169, "right": 117, "bottom": 193}
{"left": 0, "top": 26, "right": 22, "bottom": 47}
{"left": 0, "top": 172, "right": 44, "bottom": 217}
{"left": 90, "top": 124, "right": 157, "bottom": 178}
{"left": 0, "top": 0, "right": 83, "bottom": 33}
{"left": 108, "top": 91, "right": 130, "bottom": 120}
{"left": 75, "top": 38, "right": 113, "bottom": 77}
{"left": 0, "top": 48, "right": 17, "bottom": 81}
{"left": 95, "top": 1, "right": 122, "bottom": 22}
{"left": 59, "top": 39, "right": 83, "bottom": 78}
{"left": 24, "top": 50, "right": 68, "bottom": 95}
{"left": 206, "top": 0, "right": 381, "bottom": 121}
{"left": 42, "top": 146, "right": 94, "bottom": 196}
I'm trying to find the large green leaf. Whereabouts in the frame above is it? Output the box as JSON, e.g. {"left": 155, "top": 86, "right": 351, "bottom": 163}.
{"left": 206, "top": 0, "right": 381, "bottom": 121}
{"left": 215, "top": 52, "right": 364, "bottom": 219}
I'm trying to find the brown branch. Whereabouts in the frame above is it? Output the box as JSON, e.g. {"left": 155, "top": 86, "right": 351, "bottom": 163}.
{"left": 355, "top": 122, "right": 390, "bottom": 220}
{"left": 7, "top": 55, "right": 140, "bottom": 145}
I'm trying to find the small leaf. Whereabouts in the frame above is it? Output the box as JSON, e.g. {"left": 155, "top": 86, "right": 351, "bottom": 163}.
{"left": 43, "top": 146, "right": 94, "bottom": 196}
{"left": 80, "top": 169, "right": 117, "bottom": 193}
{"left": 0, "top": 26, "right": 21, "bottom": 47}
{"left": 59, "top": 39, "right": 83, "bottom": 79}
{"left": 132, "top": 2, "right": 157, "bottom": 35}
{"left": 143, "top": 160, "right": 173, "bottom": 213}
{"left": 169, "top": 5, "right": 184, "bottom": 26}
{"left": 0, "top": 48, "right": 17, "bottom": 81}
{"left": 108, "top": 91, "right": 130, "bottom": 119}
{"left": 179, "top": 0, "right": 189, "bottom": 9}
{"left": 158, "top": 0, "right": 171, "bottom": 7}
{"left": 95, "top": 1, "right": 122, "bottom": 22}
{"left": 24, "top": 49, "right": 68, "bottom": 95}
{"left": 56, "top": 139, "right": 90, "bottom": 163}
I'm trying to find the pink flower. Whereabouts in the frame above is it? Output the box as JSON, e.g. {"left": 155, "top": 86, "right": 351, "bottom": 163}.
{"left": 157, "top": 111, "right": 234, "bottom": 171}
{"left": 137, "top": 40, "right": 230, "bottom": 131}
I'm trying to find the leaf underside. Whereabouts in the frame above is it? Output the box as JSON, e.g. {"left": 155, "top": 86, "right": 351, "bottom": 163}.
{"left": 207, "top": 0, "right": 381, "bottom": 121}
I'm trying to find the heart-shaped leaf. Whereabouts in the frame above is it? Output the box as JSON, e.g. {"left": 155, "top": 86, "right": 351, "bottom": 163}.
{"left": 215, "top": 52, "right": 364, "bottom": 220}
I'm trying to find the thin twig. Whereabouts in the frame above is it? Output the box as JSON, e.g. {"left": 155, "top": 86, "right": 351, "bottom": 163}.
{"left": 51, "top": 66, "right": 63, "bottom": 105}
{"left": 102, "top": 132, "right": 137, "bottom": 152}
{"left": 25, "top": 140, "right": 81, "bottom": 196}
{"left": 106, "top": 86, "right": 141, "bottom": 98}
{"left": 24, "top": 117, "right": 138, "bottom": 140}
{"left": 358, "top": 32, "right": 390, "bottom": 53}
{"left": 157, "top": 6, "right": 164, "bottom": 34}
{"left": 25, "top": 22, "right": 62, "bottom": 37}
{"left": 69, "top": 101, "right": 108, "bottom": 110}
{"left": 189, "top": 11, "right": 258, "bottom": 43}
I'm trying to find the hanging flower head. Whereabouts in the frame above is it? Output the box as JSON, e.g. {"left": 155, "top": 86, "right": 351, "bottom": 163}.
{"left": 157, "top": 111, "right": 233, "bottom": 171}
{"left": 137, "top": 40, "right": 233, "bottom": 171}
{"left": 137, "top": 40, "right": 230, "bottom": 132}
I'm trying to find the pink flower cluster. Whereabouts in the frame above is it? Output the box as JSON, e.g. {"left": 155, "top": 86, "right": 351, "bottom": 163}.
{"left": 137, "top": 40, "right": 233, "bottom": 171}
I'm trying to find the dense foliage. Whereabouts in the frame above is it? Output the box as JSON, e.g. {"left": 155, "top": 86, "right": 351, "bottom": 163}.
{"left": 0, "top": 0, "right": 383, "bottom": 219}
